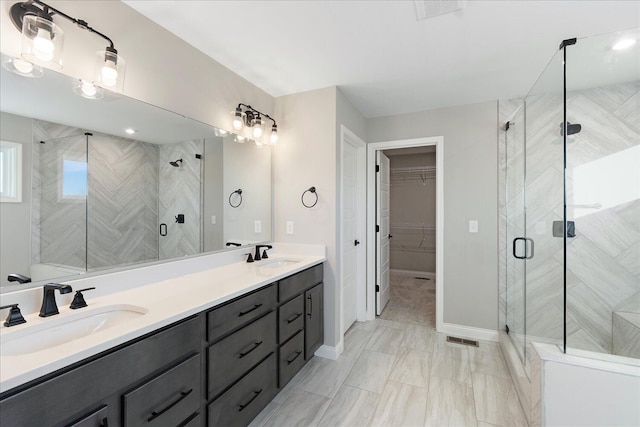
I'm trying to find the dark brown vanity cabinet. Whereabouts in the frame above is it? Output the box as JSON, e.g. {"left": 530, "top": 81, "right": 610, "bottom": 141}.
{"left": 0, "top": 317, "right": 202, "bottom": 427}
{"left": 0, "top": 262, "right": 324, "bottom": 427}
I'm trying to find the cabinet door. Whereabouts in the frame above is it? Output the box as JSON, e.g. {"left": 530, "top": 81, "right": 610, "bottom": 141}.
{"left": 304, "top": 283, "right": 323, "bottom": 360}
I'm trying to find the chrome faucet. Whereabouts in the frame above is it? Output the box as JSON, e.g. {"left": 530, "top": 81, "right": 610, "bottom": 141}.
{"left": 40, "top": 283, "right": 73, "bottom": 317}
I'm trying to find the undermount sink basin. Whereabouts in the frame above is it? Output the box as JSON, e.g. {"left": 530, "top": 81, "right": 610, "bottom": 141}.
{"left": 258, "top": 258, "right": 302, "bottom": 269}
{"left": 1, "top": 304, "right": 148, "bottom": 356}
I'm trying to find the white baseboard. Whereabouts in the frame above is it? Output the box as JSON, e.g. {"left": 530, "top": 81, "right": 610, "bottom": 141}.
{"left": 390, "top": 269, "right": 435, "bottom": 279}
{"left": 314, "top": 339, "right": 343, "bottom": 360}
{"left": 440, "top": 322, "right": 499, "bottom": 342}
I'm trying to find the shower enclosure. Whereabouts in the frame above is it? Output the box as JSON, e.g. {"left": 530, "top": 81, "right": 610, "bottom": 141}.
{"left": 501, "top": 28, "right": 640, "bottom": 373}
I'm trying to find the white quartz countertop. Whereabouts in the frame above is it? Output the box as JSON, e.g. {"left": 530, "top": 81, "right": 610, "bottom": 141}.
{"left": 0, "top": 251, "right": 325, "bottom": 393}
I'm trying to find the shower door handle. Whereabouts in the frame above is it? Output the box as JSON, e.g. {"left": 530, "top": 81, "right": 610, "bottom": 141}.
{"left": 512, "top": 237, "right": 526, "bottom": 259}
{"left": 159, "top": 223, "right": 167, "bottom": 236}
{"left": 512, "top": 237, "right": 534, "bottom": 259}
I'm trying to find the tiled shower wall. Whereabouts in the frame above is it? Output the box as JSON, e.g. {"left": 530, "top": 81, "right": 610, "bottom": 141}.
{"left": 498, "top": 81, "right": 640, "bottom": 357}
{"left": 87, "top": 131, "right": 159, "bottom": 270}
{"left": 158, "top": 140, "right": 203, "bottom": 260}
{"left": 32, "top": 119, "right": 160, "bottom": 271}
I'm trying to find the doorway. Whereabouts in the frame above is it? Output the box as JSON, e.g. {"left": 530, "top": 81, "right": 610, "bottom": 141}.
{"left": 366, "top": 137, "right": 444, "bottom": 332}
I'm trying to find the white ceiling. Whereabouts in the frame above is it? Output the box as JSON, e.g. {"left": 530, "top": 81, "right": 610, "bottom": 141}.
{"left": 124, "top": 1, "right": 640, "bottom": 118}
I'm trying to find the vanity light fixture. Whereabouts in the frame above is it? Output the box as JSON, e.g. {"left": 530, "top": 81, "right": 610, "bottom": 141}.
{"left": 72, "top": 79, "right": 103, "bottom": 100}
{"left": 9, "top": 0, "right": 126, "bottom": 92}
{"left": 231, "top": 104, "right": 278, "bottom": 145}
{"left": 2, "top": 56, "right": 43, "bottom": 78}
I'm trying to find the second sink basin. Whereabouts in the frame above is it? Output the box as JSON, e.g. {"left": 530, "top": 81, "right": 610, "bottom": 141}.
{"left": 1, "top": 304, "right": 148, "bottom": 356}
{"left": 258, "top": 258, "right": 302, "bottom": 269}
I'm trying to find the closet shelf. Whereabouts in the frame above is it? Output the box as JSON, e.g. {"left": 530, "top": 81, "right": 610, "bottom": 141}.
{"left": 390, "top": 166, "right": 436, "bottom": 183}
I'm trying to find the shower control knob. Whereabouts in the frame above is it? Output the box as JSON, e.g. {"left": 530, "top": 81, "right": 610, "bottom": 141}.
{"left": 354, "top": 240, "right": 360, "bottom": 246}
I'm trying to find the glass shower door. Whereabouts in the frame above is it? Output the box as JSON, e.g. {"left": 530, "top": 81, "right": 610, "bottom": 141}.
{"left": 505, "top": 106, "right": 527, "bottom": 363}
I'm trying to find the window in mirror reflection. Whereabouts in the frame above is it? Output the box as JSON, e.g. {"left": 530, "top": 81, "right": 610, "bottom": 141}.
{"left": 61, "top": 158, "right": 87, "bottom": 199}
{"left": 0, "top": 141, "right": 22, "bottom": 203}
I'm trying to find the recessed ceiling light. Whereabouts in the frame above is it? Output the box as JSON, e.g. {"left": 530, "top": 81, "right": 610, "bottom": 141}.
{"left": 125, "top": 128, "right": 136, "bottom": 135}
{"left": 612, "top": 38, "right": 637, "bottom": 51}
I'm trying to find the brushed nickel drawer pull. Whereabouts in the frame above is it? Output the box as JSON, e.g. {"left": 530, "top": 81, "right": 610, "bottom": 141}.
{"left": 238, "top": 388, "right": 263, "bottom": 412}
{"left": 239, "top": 303, "right": 262, "bottom": 317}
{"left": 147, "top": 388, "right": 193, "bottom": 422}
{"left": 239, "top": 341, "right": 263, "bottom": 358}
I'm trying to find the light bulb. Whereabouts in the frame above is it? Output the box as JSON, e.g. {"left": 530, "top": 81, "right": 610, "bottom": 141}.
{"left": 270, "top": 125, "right": 278, "bottom": 144}
{"left": 33, "top": 27, "right": 55, "bottom": 61}
{"left": 612, "top": 38, "right": 637, "bottom": 50}
{"left": 81, "top": 81, "right": 97, "bottom": 97}
{"left": 13, "top": 58, "right": 33, "bottom": 74}
{"left": 101, "top": 60, "right": 118, "bottom": 87}
{"left": 252, "top": 125, "right": 263, "bottom": 139}
{"left": 233, "top": 116, "right": 243, "bottom": 130}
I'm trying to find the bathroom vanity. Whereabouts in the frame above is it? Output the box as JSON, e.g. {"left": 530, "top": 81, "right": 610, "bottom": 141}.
{"left": 0, "top": 253, "right": 324, "bottom": 427}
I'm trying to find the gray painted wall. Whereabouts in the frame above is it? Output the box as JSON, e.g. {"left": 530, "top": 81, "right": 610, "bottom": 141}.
{"left": 0, "top": 112, "right": 32, "bottom": 285}
{"left": 367, "top": 101, "right": 499, "bottom": 331}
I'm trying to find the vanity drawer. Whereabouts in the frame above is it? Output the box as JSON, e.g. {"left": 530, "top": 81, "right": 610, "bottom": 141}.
{"left": 278, "top": 294, "right": 304, "bottom": 344}
{"left": 207, "top": 284, "right": 276, "bottom": 342}
{"left": 279, "top": 330, "right": 305, "bottom": 388}
{"left": 67, "top": 405, "right": 109, "bottom": 427}
{"left": 208, "top": 353, "right": 277, "bottom": 427}
{"left": 123, "top": 354, "right": 200, "bottom": 427}
{"left": 278, "top": 264, "right": 323, "bottom": 303}
{"left": 208, "top": 311, "right": 276, "bottom": 399}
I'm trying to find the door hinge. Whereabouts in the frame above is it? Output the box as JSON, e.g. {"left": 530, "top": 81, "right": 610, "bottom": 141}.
{"left": 375, "top": 164, "right": 380, "bottom": 172}
{"left": 375, "top": 285, "right": 380, "bottom": 292}
{"left": 376, "top": 225, "right": 380, "bottom": 232}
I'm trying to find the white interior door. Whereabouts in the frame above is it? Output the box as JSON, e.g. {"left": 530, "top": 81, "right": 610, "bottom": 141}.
{"left": 341, "top": 138, "right": 358, "bottom": 333}
{"left": 376, "top": 151, "right": 391, "bottom": 315}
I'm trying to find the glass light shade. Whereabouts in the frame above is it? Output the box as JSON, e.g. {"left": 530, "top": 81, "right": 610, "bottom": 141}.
{"left": 21, "top": 15, "right": 64, "bottom": 69}
{"left": 2, "top": 57, "right": 43, "bottom": 78}
{"left": 231, "top": 109, "right": 244, "bottom": 131}
{"left": 270, "top": 125, "right": 278, "bottom": 144}
{"left": 73, "top": 79, "right": 104, "bottom": 100}
{"left": 252, "top": 117, "right": 264, "bottom": 139}
{"left": 94, "top": 50, "right": 125, "bottom": 93}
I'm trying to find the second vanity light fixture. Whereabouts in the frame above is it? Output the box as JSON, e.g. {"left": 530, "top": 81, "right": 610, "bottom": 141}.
{"left": 6, "top": 0, "right": 126, "bottom": 93}
{"left": 231, "top": 104, "right": 278, "bottom": 145}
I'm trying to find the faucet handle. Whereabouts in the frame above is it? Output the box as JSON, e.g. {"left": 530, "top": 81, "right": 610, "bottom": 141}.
{"left": 70, "top": 287, "right": 96, "bottom": 310}
{"left": 0, "top": 304, "right": 27, "bottom": 327}
{"left": 245, "top": 252, "right": 254, "bottom": 263}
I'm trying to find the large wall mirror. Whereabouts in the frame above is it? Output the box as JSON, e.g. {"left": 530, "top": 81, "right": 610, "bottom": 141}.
{"left": 0, "top": 53, "right": 272, "bottom": 290}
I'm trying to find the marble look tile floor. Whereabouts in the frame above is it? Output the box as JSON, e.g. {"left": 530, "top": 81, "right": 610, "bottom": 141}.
{"left": 250, "top": 274, "right": 528, "bottom": 427}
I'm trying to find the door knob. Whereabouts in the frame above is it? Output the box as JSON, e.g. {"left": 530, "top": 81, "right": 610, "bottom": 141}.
{"left": 354, "top": 240, "right": 360, "bottom": 246}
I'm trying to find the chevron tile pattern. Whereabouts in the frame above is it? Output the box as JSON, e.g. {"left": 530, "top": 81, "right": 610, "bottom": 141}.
{"left": 498, "top": 81, "right": 640, "bottom": 361}
{"left": 158, "top": 140, "right": 203, "bottom": 260}
{"left": 87, "top": 131, "right": 159, "bottom": 270}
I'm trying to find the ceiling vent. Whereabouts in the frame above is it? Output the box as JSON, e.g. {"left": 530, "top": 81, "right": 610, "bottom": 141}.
{"left": 414, "top": 0, "right": 467, "bottom": 20}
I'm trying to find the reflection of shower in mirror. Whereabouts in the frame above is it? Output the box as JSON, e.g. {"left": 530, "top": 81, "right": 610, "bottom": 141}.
{"left": 169, "top": 158, "right": 183, "bottom": 167}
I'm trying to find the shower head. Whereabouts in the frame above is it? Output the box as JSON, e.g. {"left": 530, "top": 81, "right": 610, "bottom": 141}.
{"left": 169, "top": 159, "right": 183, "bottom": 167}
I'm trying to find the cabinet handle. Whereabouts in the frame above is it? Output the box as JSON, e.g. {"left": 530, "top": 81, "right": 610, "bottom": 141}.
{"left": 286, "top": 312, "right": 302, "bottom": 323}
{"left": 238, "top": 388, "right": 263, "bottom": 412}
{"left": 238, "top": 303, "right": 263, "bottom": 317}
{"left": 286, "top": 350, "right": 302, "bottom": 365}
{"left": 307, "top": 295, "right": 312, "bottom": 317}
{"left": 147, "top": 389, "right": 193, "bottom": 422}
{"left": 238, "top": 340, "right": 263, "bottom": 358}
{"left": 100, "top": 418, "right": 108, "bottom": 427}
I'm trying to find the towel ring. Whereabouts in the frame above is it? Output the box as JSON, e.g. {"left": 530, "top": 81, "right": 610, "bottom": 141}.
{"left": 229, "top": 188, "right": 243, "bottom": 208}
{"left": 301, "top": 186, "right": 318, "bottom": 208}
